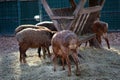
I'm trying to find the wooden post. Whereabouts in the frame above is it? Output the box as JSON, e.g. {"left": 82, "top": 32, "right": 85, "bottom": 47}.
{"left": 41, "top": 0, "right": 62, "bottom": 31}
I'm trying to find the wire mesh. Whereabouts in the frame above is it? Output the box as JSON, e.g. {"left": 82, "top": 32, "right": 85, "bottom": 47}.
{"left": 0, "top": 0, "right": 119, "bottom": 35}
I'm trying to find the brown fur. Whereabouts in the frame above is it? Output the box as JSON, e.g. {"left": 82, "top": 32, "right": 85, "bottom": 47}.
{"left": 16, "top": 28, "right": 54, "bottom": 63}
{"left": 15, "top": 24, "right": 52, "bottom": 58}
{"left": 85, "top": 20, "right": 110, "bottom": 49}
{"left": 35, "top": 21, "right": 57, "bottom": 56}
{"left": 51, "top": 30, "right": 80, "bottom": 76}
{"left": 15, "top": 24, "right": 48, "bottom": 34}
{"left": 92, "top": 20, "right": 110, "bottom": 49}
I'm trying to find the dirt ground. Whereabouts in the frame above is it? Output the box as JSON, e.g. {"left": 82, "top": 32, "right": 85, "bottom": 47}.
{"left": 0, "top": 32, "right": 120, "bottom": 80}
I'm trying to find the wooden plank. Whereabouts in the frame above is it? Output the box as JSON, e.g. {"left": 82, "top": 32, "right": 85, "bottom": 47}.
{"left": 77, "top": 14, "right": 86, "bottom": 33}
{"left": 73, "top": 15, "right": 82, "bottom": 32}
{"left": 41, "top": 0, "right": 62, "bottom": 31}
{"left": 51, "top": 16, "right": 74, "bottom": 20}
{"left": 79, "top": 33, "right": 96, "bottom": 43}
{"left": 52, "top": 8, "right": 74, "bottom": 16}
{"left": 73, "top": 0, "right": 86, "bottom": 16}
{"left": 41, "top": 0, "right": 104, "bottom": 48}
{"left": 81, "top": 6, "right": 102, "bottom": 14}
{"left": 99, "top": 0, "right": 105, "bottom": 8}
{"left": 41, "top": 0, "right": 54, "bottom": 18}
{"left": 76, "top": 14, "right": 90, "bottom": 34}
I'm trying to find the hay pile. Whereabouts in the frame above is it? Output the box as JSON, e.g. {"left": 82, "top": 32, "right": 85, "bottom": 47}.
{"left": 0, "top": 32, "right": 120, "bottom": 80}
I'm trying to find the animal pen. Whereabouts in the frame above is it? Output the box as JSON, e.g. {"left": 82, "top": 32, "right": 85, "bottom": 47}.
{"left": 0, "top": 0, "right": 119, "bottom": 35}
{"left": 41, "top": 0, "right": 105, "bottom": 48}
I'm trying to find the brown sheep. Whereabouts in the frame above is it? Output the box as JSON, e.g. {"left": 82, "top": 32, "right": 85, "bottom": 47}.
{"left": 16, "top": 28, "right": 54, "bottom": 63}
{"left": 15, "top": 24, "right": 52, "bottom": 58}
{"left": 92, "top": 19, "right": 110, "bottom": 49}
{"left": 85, "top": 19, "right": 110, "bottom": 49}
{"left": 35, "top": 21, "right": 57, "bottom": 56}
{"left": 15, "top": 24, "right": 49, "bottom": 34}
{"left": 51, "top": 30, "right": 80, "bottom": 76}
{"left": 35, "top": 21, "right": 57, "bottom": 31}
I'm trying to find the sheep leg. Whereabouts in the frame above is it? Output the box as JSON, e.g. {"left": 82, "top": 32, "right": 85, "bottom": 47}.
{"left": 22, "top": 48, "right": 28, "bottom": 63}
{"left": 19, "top": 46, "right": 27, "bottom": 58}
{"left": 52, "top": 47, "right": 59, "bottom": 71}
{"left": 24, "top": 53, "right": 27, "bottom": 57}
{"left": 65, "top": 55, "right": 71, "bottom": 76}
{"left": 61, "top": 47, "right": 71, "bottom": 76}
{"left": 19, "top": 46, "right": 23, "bottom": 63}
{"left": 46, "top": 47, "right": 51, "bottom": 57}
{"left": 103, "top": 33, "right": 110, "bottom": 49}
{"left": 58, "top": 49, "right": 66, "bottom": 70}
{"left": 71, "top": 50, "right": 80, "bottom": 76}
{"left": 61, "top": 57, "right": 65, "bottom": 70}
{"left": 42, "top": 47, "right": 47, "bottom": 59}
{"left": 104, "top": 37, "right": 110, "bottom": 49}
{"left": 53, "top": 55, "right": 57, "bottom": 71}
{"left": 89, "top": 39, "right": 95, "bottom": 47}
{"left": 38, "top": 47, "right": 41, "bottom": 57}
{"left": 85, "top": 41, "right": 88, "bottom": 47}
{"left": 97, "top": 36, "right": 102, "bottom": 45}
{"left": 19, "top": 46, "right": 27, "bottom": 63}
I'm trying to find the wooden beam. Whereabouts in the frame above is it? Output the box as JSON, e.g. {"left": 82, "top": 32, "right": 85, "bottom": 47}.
{"left": 73, "top": 0, "right": 86, "bottom": 16}
{"left": 51, "top": 16, "right": 74, "bottom": 20}
{"left": 41, "top": 0, "right": 62, "bottom": 31}
{"left": 73, "top": 15, "right": 82, "bottom": 32}
{"left": 79, "top": 33, "right": 96, "bottom": 43}
{"left": 41, "top": 0, "right": 54, "bottom": 18}
{"left": 99, "top": 0, "right": 105, "bottom": 9}
{"left": 81, "top": 6, "right": 102, "bottom": 14}
{"left": 76, "top": 14, "right": 90, "bottom": 34}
